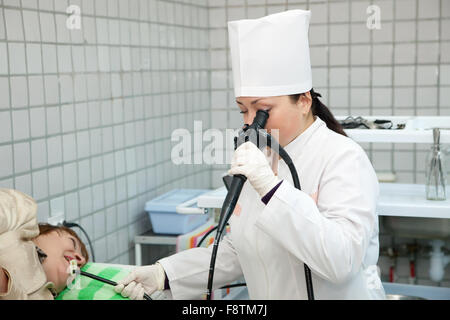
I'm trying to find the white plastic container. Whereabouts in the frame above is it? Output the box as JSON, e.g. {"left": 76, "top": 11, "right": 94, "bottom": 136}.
{"left": 145, "top": 189, "right": 210, "bottom": 235}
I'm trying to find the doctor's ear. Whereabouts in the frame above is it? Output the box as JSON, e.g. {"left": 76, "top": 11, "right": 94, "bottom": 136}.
{"left": 297, "top": 92, "right": 313, "bottom": 115}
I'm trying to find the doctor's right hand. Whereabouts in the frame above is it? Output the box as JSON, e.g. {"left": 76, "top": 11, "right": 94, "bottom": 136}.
{"left": 114, "top": 263, "right": 166, "bottom": 300}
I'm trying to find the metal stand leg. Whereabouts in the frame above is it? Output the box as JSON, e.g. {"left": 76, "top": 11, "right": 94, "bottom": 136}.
{"left": 135, "top": 243, "right": 142, "bottom": 266}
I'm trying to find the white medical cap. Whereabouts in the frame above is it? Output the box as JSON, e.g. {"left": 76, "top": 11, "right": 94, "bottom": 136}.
{"left": 228, "top": 9, "right": 312, "bottom": 98}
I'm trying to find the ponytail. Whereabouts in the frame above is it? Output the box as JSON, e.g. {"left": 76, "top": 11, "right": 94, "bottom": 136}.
{"left": 289, "top": 88, "right": 347, "bottom": 137}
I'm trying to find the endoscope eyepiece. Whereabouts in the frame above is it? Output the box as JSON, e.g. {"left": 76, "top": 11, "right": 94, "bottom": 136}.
{"left": 235, "top": 110, "right": 270, "bottom": 150}
{"left": 252, "top": 109, "right": 269, "bottom": 130}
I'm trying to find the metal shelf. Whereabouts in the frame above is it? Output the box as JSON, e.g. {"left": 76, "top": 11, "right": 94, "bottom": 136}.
{"left": 197, "top": 184, "right": 450, "bottom": 219}
{"left": 378, "top": 183, "right": 450, "bottom": 219}
{"left": 134, "top": 230, "right": 178, "bottom": 245}
{"left": 134, "top": 230, "right": 177, "bottom": 265}
{"left": 336, "top": 116, "right": 450, "bottom": 144}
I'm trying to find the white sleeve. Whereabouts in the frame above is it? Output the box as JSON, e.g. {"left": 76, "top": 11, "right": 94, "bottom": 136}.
{"left": 157, "top": 234, "right": 243, "bottom": 300}
{"left": 255, "top": 146, "right": 379, "bottom": 284}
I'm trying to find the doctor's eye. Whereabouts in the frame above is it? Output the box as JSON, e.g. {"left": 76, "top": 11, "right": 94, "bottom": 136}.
{"left": 239, "top": 111, "right": 247, "bottom": 114}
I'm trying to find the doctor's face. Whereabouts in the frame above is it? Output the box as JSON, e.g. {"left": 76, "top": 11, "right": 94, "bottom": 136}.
{"left": 236, "top": 94, "right": 313, "bottom": 147}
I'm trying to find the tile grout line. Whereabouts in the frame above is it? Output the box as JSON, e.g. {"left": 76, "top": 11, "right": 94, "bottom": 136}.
{"left": 348, "top": 0, "right": 352, "bottom": 116}
{"left": 413, "top": 0, "right": 419, "bottom": 183}
{"left": 30, "top": 0, "right": 47, "bottom": 202}
{"left": 106, "top": 0, "right": 120, "bottom": 262}
{"left": 206, "top": 0, "right": 213, "bottom": 189}
{"left": 46, "top": 0, "right": 58, "bottom": 218}
{"left": 16, "top": 0, "right": 32, "bottom": 196}
{"left": 368, "top": 0, "right": 374, "bottom": 163}
{"left": 1, "top": 1, "right": 17, "bottom": 191}
{"left": 436, "top": 0, "right": 442, "bottom": 116}
{"left": 58, "top": 0, "right": 71, "bottom": 223}
{"left": 391, "top": 0, "right": 397, "bottom": 175}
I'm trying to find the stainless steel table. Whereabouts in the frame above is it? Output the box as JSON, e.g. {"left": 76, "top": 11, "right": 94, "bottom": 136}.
{"left": 134, "top": 230, "right": 177, "bottom": 266}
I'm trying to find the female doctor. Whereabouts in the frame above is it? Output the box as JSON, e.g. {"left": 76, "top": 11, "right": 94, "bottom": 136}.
{"left": 115, "top": 9, "right": 386, "bottom": 300}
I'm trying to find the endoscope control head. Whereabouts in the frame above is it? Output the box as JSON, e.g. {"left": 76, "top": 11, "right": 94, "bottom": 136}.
{"left": 235, "top": 109, "right": 269, "bottom": 150}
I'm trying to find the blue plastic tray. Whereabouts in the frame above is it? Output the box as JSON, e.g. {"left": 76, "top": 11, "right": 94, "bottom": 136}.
{"left": 145, "top": 189, "right": 210, "bottom": 235}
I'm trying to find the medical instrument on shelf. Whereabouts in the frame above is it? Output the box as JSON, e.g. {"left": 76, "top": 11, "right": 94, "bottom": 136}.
{"left": 206, "top": 109, "right": 315, "bottom": 300}
{"left": 339, "top": 116, "right": 404, "bottom": 130}
{"left": 426, "top": 128, "right": 447, "bottom": 200}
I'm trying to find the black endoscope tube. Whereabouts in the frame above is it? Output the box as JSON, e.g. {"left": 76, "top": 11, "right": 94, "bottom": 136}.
{"left": 197, "top": 225, "right": 218, "bottom": 248}
{"left": 206, "top": 110, "right": 269, "bottom": 300}
{"left": 206, "top": 175, "right": 247, "bottom": 300}
{"left": 273, "top": 139, "right": 315, "bottom": 300}
{"left": 80, "top": 270, "right": 152, "bottom": 300}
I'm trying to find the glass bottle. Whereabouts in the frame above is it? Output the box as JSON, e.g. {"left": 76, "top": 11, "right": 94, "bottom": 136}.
{"left": 426, "top": 128, "right": 447, "bottom": 200}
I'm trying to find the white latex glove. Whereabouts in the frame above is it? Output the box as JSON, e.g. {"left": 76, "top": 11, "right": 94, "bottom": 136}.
{"left": 114, "top": 263, "right": 165, "bottom": 300}
{"left": 228, "top": 141, "right": 280, "bottom": 197}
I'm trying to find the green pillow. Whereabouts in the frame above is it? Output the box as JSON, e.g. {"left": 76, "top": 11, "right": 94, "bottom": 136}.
{"left": 56, "top": 262, "right": 130, "bottom": 300}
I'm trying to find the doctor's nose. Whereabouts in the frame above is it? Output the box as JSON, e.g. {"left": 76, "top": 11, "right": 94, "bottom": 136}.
{"left": 243, "top": 110, "right": 257, "bottom": 125}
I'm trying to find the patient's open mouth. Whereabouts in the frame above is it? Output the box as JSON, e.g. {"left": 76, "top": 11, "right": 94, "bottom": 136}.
{"left": 64, "top": 255, "right": 74, "bottom": 263}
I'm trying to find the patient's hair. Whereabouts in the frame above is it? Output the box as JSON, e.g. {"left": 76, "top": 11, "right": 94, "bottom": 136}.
{"left": 38, "top": 223, "right": 89, "bottom": 262}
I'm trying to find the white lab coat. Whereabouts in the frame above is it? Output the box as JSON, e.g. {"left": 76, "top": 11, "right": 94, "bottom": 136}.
{"left": 158, "top": 116, "right": 386, "bottom": 300}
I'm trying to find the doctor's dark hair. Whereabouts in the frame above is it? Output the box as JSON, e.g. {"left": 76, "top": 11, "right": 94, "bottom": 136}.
{"left": 289, "top": 89, "right": 347, "bottom": 137}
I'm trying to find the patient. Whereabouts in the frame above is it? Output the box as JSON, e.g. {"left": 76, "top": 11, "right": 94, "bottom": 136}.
{"left": 0, "top": 188, "right": 88, "bottom": 299}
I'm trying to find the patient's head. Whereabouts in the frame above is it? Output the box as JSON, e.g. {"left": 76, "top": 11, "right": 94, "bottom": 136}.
{"left": 32, "top": 224, "right": 89, "bottom": 293}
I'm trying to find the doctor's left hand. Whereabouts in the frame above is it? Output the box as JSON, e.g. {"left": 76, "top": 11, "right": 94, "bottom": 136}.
{"left": 228, "top": 141, "right": 280, "bottom": 197}
{"left": 114, "top": 263, "right": 165, "bottom": 300}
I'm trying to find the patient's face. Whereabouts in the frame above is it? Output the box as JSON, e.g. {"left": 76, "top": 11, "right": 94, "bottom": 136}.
{"left": 32, "top": 231, "right": 87, "bottom": 293}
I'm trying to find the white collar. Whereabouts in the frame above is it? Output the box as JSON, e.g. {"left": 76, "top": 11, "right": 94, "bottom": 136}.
{"left": 281, "top": 116, "right": 326, "bottom": 161}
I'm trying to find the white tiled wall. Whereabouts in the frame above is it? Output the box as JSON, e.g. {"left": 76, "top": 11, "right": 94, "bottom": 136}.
{"left": 0, "top": 0, "right": 211, "bottom": 265}
{"left": 208, "top": 0, "right": 450, "bottom": 187}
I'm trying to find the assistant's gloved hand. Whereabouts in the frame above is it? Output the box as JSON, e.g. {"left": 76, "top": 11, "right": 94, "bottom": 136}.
{"left": 114, "top": 263, "right": 165, "bottom": 300}
{"left": 228, "top": 141, "right": 280, "bottom": 197}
